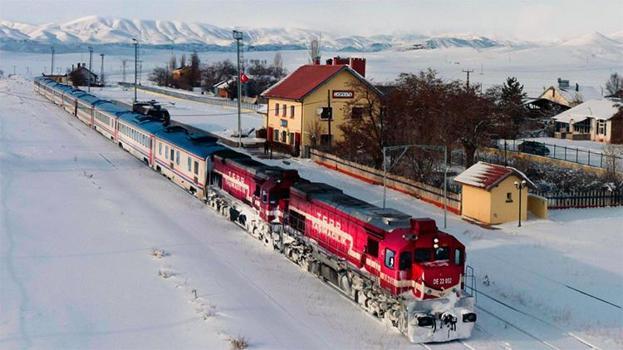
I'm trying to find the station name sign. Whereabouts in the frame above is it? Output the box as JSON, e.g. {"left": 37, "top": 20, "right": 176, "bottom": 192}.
{"left": 332, "top": 90, "right": 354, "bottom": 99}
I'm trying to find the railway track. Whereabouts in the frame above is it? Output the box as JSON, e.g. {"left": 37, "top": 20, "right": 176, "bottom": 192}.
{"left": 469, "top": 286, "right": 601, "bottom": 350}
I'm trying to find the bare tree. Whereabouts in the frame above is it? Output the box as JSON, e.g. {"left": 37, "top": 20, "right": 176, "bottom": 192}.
{"left": 605, "top": 72, "right": 623, "bottom": 96}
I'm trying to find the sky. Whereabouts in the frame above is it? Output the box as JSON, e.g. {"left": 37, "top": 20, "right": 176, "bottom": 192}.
{"left": 1, "top": 0, "right": 622, "bottom": 41}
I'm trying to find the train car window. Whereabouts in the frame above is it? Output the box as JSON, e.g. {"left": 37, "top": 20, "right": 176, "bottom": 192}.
{"left": 159, "top": 143, "right": 162, "bottom": 155}
{"left": 454, "top": 249, "right": 463, "bottom": 265}
{"left": 414, "top": 249, "right": 431, "bottom": 263}
{"left": 193, "top": 161, "right": 199, "bottom": 175}
{"left": 175, "top": 151, "right": 180, "bottom": 165}
{"left": 165, "top": 145, "right": 169, "bottom": 159}
{"left": 366, "top": 238, "right": 379, "bottom": 257}
{"left": 384, "top": 249, "right": 395, "bottom": 269}
{"left": 187, "top": 157, "right": 192, "bottom": 172}
{"left": 170, "top": 148, "right": 174, "bottom": 161}
{"left": 399, "top": 252, "right": 412, "bottom": 270}
{"left": 435, "top": 247, "right": 449, "bottom": 261}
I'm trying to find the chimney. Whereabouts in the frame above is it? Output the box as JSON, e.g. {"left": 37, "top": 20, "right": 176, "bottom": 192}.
{"left": 330, "top": 56, "right": 366, "bottom": 77}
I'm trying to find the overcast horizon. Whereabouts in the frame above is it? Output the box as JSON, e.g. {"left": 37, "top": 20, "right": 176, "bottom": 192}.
{"left": 1, "top": 0, "right": 622, "bottom": 42}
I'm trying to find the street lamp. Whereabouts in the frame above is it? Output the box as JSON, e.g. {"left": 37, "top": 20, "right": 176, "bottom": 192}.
{"left": 514, "top": 180, "right": 527, "bottom": 227}
{"left": 132, "top": 38, "right": 138, "bottom": 104}
{"left": 233, "top": 30, "right": 243, "bottom": 148}
{"left": 87, "top": 46, "right": 93, "bottom": 92}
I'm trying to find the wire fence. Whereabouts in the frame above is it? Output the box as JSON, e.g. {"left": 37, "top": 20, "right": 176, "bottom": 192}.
{"left": 496, "top": 139, "right": 622, "bottom": 170}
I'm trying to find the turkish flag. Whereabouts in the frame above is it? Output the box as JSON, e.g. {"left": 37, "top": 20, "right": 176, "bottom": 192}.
{"left": 240, "top": 71, "right": 249, "bottom": 84}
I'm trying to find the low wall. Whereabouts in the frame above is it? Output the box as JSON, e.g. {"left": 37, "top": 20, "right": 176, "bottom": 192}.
{"left": 528, "top": 194, "right": 548, "bottom": 219}
{"left": 310, "top": 149, "right": 462, "bottom": 214}
{"left": 118, "top": 82, "right": 260, "bottom": 112}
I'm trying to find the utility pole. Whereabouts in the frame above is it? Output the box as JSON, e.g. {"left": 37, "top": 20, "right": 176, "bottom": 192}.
{"left": 88, "top": 47, "right": 93, "bottom": 92}
{"left": 133, "top": 38, "right": 138, "bottom": 104}
{"left": 233, "top": 30, "right": 243, "bottom": 148}
{"left": 50, "top": 46, "right": 55, "bottom": 76}
{"left": 327, "top": 89, "right": 332, "bottom": 149}
{"left": 462, "top": 69, "right": 474, "bottom": 88}
{"left": 122, "top": 59, "right": 127, "bottom": 83}
{"left": 100, "top": 53, "right": 105, "bottom": 87}
{"left": 514, "top": 180, "right": 527, "bottom": 227}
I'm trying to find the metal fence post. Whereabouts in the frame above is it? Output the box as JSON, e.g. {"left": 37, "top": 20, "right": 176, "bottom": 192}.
{"left": 576, "top": 148, "right": 579, "bottom": 163}
{"left": 564, "top": 146, "right": 567, "bottom": 161}
{"left": 553, "top": 144, "right": 556, "bottom": 158}
{"left": 588, "top": 150, "right": 591, "bottom": 166}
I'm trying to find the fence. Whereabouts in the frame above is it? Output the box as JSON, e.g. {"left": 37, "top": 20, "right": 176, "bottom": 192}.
{"left": 310, "top": 149, "right": 462, "bottom": 214}
{"left": 535, "top": 189, "right": 623, "bottom": 209}
{"left": 497, "top": 139, "right": 622, "bottom": 171}
{"left": 117, "top": 82, "right": 262, "bottom": 112}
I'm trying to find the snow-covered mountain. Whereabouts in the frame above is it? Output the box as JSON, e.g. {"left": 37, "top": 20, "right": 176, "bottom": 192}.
{"left": 0, "top": 16, "right": 621, "bottom": 53}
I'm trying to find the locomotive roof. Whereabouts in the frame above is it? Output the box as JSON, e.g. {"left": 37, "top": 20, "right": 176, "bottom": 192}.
{"left": 214, "top": 150, "right": 294, "bottom": 179}
{"left": 291, "top": 182, "right": 412, "bottom": 232}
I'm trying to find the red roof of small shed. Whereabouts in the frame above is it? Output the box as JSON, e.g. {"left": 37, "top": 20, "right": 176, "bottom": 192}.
{"left": 454, "top": 161, "right": 536, "bottom": 191}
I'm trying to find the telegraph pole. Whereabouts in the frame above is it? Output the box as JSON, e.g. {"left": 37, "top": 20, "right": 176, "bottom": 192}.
{"left": 100, "top": 53, "right": 105, "bottom": 87}
{"left": 88, "top": 46, "right": 93, "bottom": 92}
{"left": 462, "top": 69, "right": 474, "bottom": 88}
{"left": 50, "top": 46, "right": 55, "bottom": 76}
{"left": 122, "top": 59, "right": 127, "bottom": 83}
{"left": 233, "top": 30, "right": 243, "bottom": 148}
{"left": 132, "top": 38, "right": 138, "bottom": 104}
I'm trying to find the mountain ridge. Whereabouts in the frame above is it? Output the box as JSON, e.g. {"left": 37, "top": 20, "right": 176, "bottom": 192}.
{"left": 1, "top": 16, "right": 621, "bottom": 53}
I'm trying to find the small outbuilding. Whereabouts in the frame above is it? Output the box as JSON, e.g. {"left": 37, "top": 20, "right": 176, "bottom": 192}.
{"left": 455, "top": 162, "right": 537, "bottom": 225}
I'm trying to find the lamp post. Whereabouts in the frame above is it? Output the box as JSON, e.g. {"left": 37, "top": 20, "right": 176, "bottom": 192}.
{"left": 514, "top": 180, "right": 527, "bottom": 227}
{"left": 100, "top": 53, "right": 104, "bottom": 87}
{"left": 50, "top": 46, "right": 55, "bottom": 76}
{"left": 87, "top": 46, "right": 93, "bottom": 92}
{"left": 233, "top": 30, "right": 243, "bottom": 148}
{"left": 132, "top": 38, "right": 138, "bottom": 104}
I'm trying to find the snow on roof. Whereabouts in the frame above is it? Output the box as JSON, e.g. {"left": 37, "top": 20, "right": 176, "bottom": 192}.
{"left": 553, "top": 99, "right": 621, "bottom": 124}
{"left": 558, "top": 86, "right": 602, "bottom": 102}
{"left": 455, "top": 161, "right": 536, "bottom": 191}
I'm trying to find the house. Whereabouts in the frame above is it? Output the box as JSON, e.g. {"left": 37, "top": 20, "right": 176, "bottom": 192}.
{"left": 261, "top": 57, "right": 382, "bottom": 156}
{"left": 553, "top": 99, "right": 622, "bottom": 143}
{"left": 455, "top": 162, "right": 537, "bottom": 225}
{"left": 172, "top": 66, "right": 191, "bottom": 80}
{"left": 537, "top": 78, "right": 602, "bottom": 108}
{"left": 68, "top": 63, "right": 98, "bottom": 86}
{"left": 213, "top": 78, "right": 234, "bottom": 98}
{"left": 43, "top": 74, "right": 69, "bottom": 84}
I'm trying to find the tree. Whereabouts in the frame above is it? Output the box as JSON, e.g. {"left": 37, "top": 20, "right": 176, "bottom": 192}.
{"left": 605, "top": 72, "right": 623, "bottom": 96}
{"left": 180, "top": 54, "right": 187, "bottom": 68}
{"left": 149, "top": 67, "right": 169, "bottom": 86}
{"left": 189, "top": 51, "right": 201, "bottom": 87}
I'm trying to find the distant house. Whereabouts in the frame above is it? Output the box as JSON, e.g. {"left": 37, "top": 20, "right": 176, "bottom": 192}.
{"left": 68, "top": 63, "right": 98, "bottom": 86}
{"left": 537, "top": 78, "right": 602, "bottom": 108}
{"left": 455, "top": 162, "right": 538, "bottom": 225}
{"left": 171, "top": 66, "right": 191, "bottom": 81}
{"left": 43, "top": 74, "right": 69, "bottom": 84}
{"left": 553, "top": 99, "right": 622, "bottom": 144}
{"left": 213, "top": 78, "right": 234, "bottom": 98}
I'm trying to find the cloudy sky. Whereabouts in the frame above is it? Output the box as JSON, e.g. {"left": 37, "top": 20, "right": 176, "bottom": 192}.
{"left": 1, "top": 0, "right": 621, "bottom": 41}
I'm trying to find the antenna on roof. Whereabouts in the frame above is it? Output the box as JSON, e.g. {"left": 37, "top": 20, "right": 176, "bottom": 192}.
{"left": 309, "top": 36, "right": 321, "bottom": 65}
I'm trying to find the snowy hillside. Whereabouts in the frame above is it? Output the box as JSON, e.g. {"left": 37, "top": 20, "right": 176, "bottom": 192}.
{"left": 3, "top": 15, "right": 620, "bottom": 53}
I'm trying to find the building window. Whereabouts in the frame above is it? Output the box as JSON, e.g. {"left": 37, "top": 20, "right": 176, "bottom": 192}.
{"left": 282, "top": 104, "right": 287, "bottom": 116}
{"left": 290, "top": 105, "right": 295, "bottom": 118}
{"left": 273, "top": 130, "right": 279, "bottom": 142}
{"left": 274, "top": 103, "right": 279, "bottom": 116}
{"left": 281, "top": 130, "right": 287, "bottom": 143}
{"left": 351, "top": 107, "right": 364, "bottom": 119}
{"left": 598, "top": 120, "right": 607, "bottom": 135}
{"left": 506, "top": 192, "right": 513, "bottom": 203}
{"left": 288, "top": 132, "right": 294, "bottom": 145}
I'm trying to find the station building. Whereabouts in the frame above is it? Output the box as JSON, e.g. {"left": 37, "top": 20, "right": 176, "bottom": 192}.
{"left": 261, "top": 57, "right": 382, "bottom": 156}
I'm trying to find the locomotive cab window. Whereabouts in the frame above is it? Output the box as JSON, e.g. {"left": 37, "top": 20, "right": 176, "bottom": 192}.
{"left": 366, "top": 238, "right": 379, "bottom": 257}
{"left": 414, "top": 248, "right": 431, "bottom": 263}
{"left": 399, "top": 252, "right": 412, "bottom": 270}
{"left": 454, "top": 249, "right": 463, "bottom": 265}
{"left": 384, "top": 249, "right": 395, "bottom": 269}
{"left": 435, "top": 247, "right": 449, "bottom": 261}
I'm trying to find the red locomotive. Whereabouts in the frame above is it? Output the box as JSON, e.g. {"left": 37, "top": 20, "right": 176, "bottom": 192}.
{"left": 207, "top": 151, "right": 476, "bottom": 343}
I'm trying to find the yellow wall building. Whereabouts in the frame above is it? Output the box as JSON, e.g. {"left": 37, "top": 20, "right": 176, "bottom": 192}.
{"left": 261, "top": 59, "right": 381, "bottom": 155}
{"left": 455, "top": 162, "right": 536, "bottom": 225}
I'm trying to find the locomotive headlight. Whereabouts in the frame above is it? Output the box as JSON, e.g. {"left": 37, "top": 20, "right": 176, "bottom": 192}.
{"left": 433, "top": 243, "right": 439, "bottom": 249}
{"left": 433, "top": 238, "right": 439, "bottom": 243}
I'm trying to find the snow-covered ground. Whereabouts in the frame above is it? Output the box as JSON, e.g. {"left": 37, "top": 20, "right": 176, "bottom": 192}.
{"left": 1, "top": 76, "right": 622, "bottom": 349}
